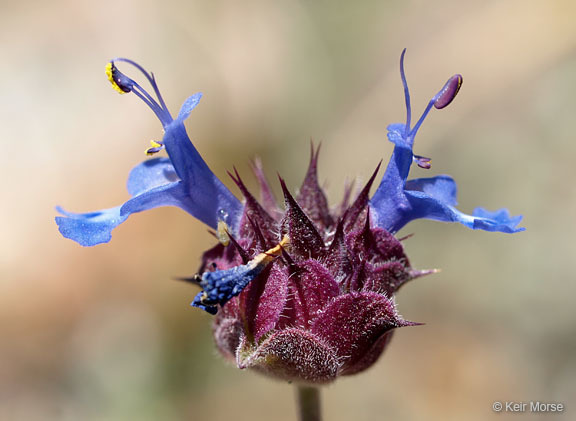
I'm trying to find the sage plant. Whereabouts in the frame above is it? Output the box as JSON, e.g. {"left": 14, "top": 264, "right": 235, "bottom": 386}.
{"left": 56, "top": 50, "right": 523, "bottom": 420}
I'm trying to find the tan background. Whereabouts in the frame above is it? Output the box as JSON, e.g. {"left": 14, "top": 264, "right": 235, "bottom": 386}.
{"left": 1, "top": 0, "right": 575, "bottom": 420}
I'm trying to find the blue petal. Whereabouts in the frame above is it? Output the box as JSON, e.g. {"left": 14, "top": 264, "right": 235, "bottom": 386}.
{"left": 56, "top": 159, "right": 185, "bottom": 246}
{"left": 57, "top": 180, "right": 205, "bottom": 247}
{"left": 57, "top": 123, "right": 243, "bottom": 247}
{"left": 402, "top": 188, "right": 524, "bottom": 234}
{"left": 57, "top": 98, "right": 244, "bottom": 246}
{"left": 162, "top": 120, "right": 243, "bottom": 229}
{"left": 405, "top": 175, "right": 458, "bottom": 207}
{"left": 375, "top": 123, "right": 414, "bottom": 193}
{"left": 126, "top": 157, "right": 178, "bottom": 196}
{"left": 176, "top": 93, "right": 203, "bottom": 122}
{"left": 370, "top": 123, "right": 415, "bottom": 229}
{"left": 55, "top": 206, "right": 128, "bottom": 246}
{"left": 371, "top": 174, "right": 524, "bottom": 234}
{"left": 470, "top": 208, "right": 525, "bottom": 233}
{"left": 121, "top": 181, "right": 189, "bottom": 215}
{"left": 386, "top": 123, "right": 410, "bottom": 147}
{"left": 127, "top": 174, "right": 243, "bottom": 235}
{"left": 370, "top": 175, "right": 459, "bottom": 233}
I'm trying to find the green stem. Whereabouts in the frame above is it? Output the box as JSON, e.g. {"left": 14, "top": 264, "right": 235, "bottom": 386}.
{"left": 296, "top": 385, "right": 321, "bottom": 421}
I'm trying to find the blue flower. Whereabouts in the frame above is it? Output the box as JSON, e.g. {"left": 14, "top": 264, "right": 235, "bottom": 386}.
{"left": 370, "top": 49, "right": 524, "bottom": 234}
{"left": 56, "top": 59, "right": 242, "bottom": 246}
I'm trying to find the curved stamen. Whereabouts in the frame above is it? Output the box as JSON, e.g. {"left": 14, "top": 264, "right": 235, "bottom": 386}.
{"left": 131, "top": 87, "right": 167, "bottom": 122}
{"left": 106, "top": 59, "right": 173, "bottom": 127}
{"left": 114, "top": 58, "right": 170, "bottom": 113}
{"left": 149, "top": 73, "right": 169, "bottom": 114}
{"left": 409, "top": 99, "right": 435, "bottom": 138}
{"left": 399, "top": 51, "right": 463, "bottom": 142}
{"left": 410, "top": 75, "right": 463, "bottom": 139}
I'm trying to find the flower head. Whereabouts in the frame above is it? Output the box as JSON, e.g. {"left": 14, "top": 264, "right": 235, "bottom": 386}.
{"left": 56, "top": 51, "right": 524, "bottom": 384}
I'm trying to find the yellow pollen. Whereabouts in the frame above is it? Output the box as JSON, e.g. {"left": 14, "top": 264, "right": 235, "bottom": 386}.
{"left": 217, "top": 220, "right": 230, "bottom": 246}
{"left": 455, "top": 75, "right": 463, "bottom": 96}
{"left": 145, "top": 140, "right": 163, "bottom": 156}
{"left": 105, "top": 62, "right": 127, "bottom": 95}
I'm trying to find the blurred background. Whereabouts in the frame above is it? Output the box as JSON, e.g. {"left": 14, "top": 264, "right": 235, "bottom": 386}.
{"left": 1, "top": 0, "right": 575, "bottom": 420}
